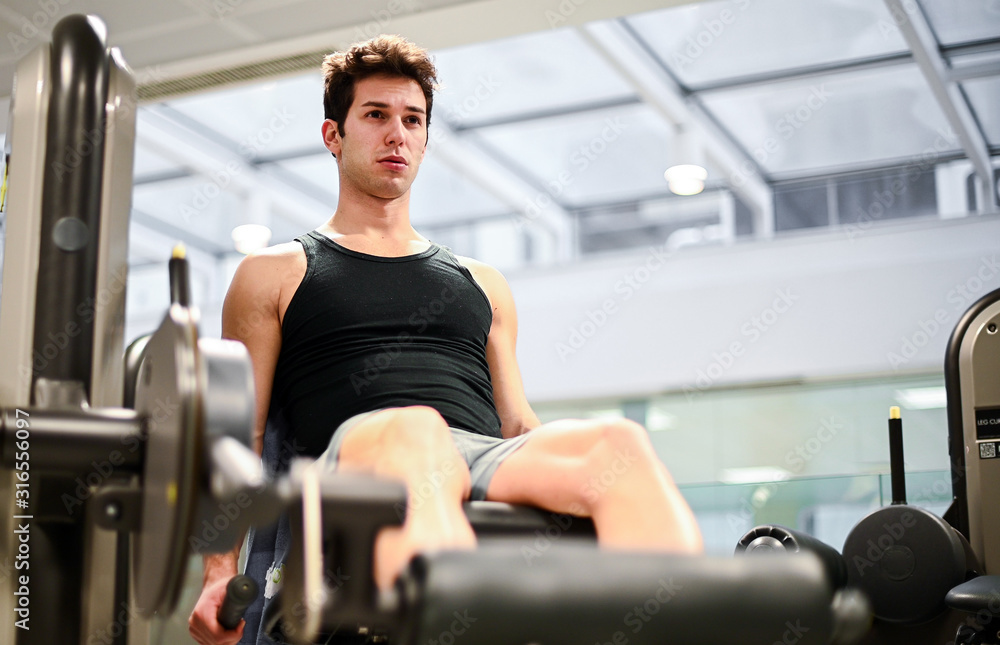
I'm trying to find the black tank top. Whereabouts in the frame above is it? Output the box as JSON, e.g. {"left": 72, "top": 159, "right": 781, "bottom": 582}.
{"left": 272, "top": 231, "right": 502, "bottom": 456}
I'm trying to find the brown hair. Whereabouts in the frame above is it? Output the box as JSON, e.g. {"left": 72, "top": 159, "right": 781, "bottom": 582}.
{"left": 322, "top": 35, "right": 438, "bottom": 137}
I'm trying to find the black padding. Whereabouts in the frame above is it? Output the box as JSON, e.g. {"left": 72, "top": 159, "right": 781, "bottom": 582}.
{"left": 464, "top": 501, "right": 595, "bottom": 538}
{"left": 400, "top": 545, "right": 838, "bottom": 645}
{"left": 946, "top": 575, "right": 1000, "bottom": 614}
{"left": 737, "top": 524, "right": 848, "bottom": 589}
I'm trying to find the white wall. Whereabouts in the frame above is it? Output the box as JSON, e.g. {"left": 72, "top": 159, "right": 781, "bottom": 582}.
{"left": 511, "top": 214, "right": 1000, "bottom": 402}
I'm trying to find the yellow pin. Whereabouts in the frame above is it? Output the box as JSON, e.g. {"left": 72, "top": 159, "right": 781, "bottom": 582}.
{"left": 166, "top": 481, "right": 177, "bottom": 506}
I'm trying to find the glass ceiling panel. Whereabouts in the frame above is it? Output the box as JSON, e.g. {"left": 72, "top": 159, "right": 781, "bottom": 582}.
{"left": 432, "top": 28, "right": 635, "bottom": 128}
{"left": 626, "top": 0, "right": 909, "bottom": 89}
{"left": 131, "top": 177, "right": 240, "bottom": 250}
{"left": 962, "top": 76, "right": 1000, "bottom": 146}
{"left": 700, "top": 65, "right": 958, "bottom": 176}
{"left": 919, "top": 0, "right": 1000, "bottom": 46}
{"left": 132, "top": 139, "right": 186, "bottom": 180}
{"left": 474, "top": 103, "right": 686, "bottom": 207}
{"left": 163, "top": 73, "right": 325, "bottom": 160}
{"left": 409, "top": 153, "right": 512, "bottom": 224}
{"left": 272, "top": 154, "right": 339, "bottom": 202}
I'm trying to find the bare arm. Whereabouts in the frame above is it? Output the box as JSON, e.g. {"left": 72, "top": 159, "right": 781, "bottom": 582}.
{"left": 190, "top": 244, "right": 303, "bottom": 644}
{"left": 460, "top": 258, "right": 540, "bottom": 438}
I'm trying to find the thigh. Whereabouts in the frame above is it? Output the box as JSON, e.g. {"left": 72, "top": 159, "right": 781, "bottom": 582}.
{"left": 485, "top": 419, "right": 609, "bottom": 514}
{"left": 334, "top": 406, "right": 458, "bottom": 472}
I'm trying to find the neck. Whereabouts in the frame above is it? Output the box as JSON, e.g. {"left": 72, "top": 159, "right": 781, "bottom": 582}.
{"left": 326, "top": 183, "right": 417, "bottom": 241}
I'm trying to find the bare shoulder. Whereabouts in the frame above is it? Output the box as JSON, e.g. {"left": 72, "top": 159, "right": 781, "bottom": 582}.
{"left": 456, "top": 254, "right": 508, "bottom": 287}
{"left": 454, "top": 255, "right": 515, "bottom": 316}
{"left": 232, "top": 241, "right": 304, "bottom": 284}
{"left": 225, "top": 241, "right": 307, "bottom": 325}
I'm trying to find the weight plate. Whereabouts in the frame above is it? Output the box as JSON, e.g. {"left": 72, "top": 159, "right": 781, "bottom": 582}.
{"left": 132, "top": 305, "right": 201, "bottom": 617}
{"left": 843, "top": 505, "right": 965, "bottom": 624}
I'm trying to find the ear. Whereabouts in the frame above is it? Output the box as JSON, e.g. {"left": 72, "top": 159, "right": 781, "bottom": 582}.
{"left": 322, "top": 119, "right": 342, "bottom": 158}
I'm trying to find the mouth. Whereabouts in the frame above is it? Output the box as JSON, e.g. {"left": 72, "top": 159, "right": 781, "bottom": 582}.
{"left": 378, "top": 155, "right": 407, "bottom": 171}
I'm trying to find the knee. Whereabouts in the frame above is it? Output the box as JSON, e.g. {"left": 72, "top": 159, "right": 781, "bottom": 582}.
{"left": 583, "top": 419, "right": 660, "bottom": 482}
{"left": 378, "top": 406, "right": 451, "bottom": 449}
{"left": 595, "top": 419, "right": 654, "bottom": 459}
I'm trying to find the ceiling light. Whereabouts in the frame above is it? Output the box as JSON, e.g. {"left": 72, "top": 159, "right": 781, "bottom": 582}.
{"left": 664, "top": 164, "right": 708, "bottom": 196}
{"left": 665, "top": 127, "right": 708, "bottom": 196}
{"left": 231, "top": 224, "right": 272, "bottom": 254}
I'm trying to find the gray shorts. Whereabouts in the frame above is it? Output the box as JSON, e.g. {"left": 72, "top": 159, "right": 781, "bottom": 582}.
{"left": 316, "top": 410, "right": 531, "bottom": 500}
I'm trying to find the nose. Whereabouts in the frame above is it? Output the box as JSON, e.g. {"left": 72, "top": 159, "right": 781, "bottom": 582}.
{"left": 385, "top": 116, "right": 406, "bottom": 147}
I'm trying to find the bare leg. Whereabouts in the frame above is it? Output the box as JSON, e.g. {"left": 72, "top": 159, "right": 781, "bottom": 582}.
{"left": 337, "top": 406, "right": 477, "bottom": 589}
{"left": 487, "top": 419, "right": 703, "bottom": 553}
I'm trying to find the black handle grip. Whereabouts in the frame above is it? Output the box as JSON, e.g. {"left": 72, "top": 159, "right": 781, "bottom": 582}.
{"left": 217, "top": 575, "right": 259, "bottom": 631}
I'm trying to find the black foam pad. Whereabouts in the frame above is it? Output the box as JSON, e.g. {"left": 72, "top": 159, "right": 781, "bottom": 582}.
{"left": 399, "top": 544, "right": 844, "bottom": 645}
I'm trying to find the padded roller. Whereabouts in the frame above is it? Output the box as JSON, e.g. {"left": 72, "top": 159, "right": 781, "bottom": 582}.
{"left": 737, "top": 524, "right": 849, "bottom": 589}
{"left": 399, "top": 544, "right": 845, "bottom": 645}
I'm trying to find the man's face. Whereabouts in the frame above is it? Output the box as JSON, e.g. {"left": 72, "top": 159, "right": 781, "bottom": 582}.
{"left": 323, "top": 74, "right": 428, "bottom": 201}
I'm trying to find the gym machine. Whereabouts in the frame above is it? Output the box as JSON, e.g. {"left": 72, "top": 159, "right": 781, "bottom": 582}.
{"left": 736, "top": 286, "right": 1000, "bottom": 645}
{"left": 0, "top": 13, "right": 274, "bottom": 645}
{"left": 0, "top": 12, "right": 990, "bottom": 645}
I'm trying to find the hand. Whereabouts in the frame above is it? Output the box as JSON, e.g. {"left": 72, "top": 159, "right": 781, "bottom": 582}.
{"left": 188, "top": 576, "right": 246, "bottom": 645}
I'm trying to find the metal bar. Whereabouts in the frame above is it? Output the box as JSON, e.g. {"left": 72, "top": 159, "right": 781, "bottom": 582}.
{"left": 1, "top": 407, "right": 143, "bottom": 474}
{"left": 884, "top": 0, "right": 997, "bottom": 213}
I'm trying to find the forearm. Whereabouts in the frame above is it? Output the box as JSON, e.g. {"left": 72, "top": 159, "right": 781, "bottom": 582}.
{"left": 201, "top": 537, "right": 244, "bottom": 584}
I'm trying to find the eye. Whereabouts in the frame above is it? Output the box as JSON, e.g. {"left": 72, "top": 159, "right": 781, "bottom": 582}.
{"left": 365, "top": 110, "right": 383, "bottom": 119}
{"left": 405, "top": 115, "right": 422, "bottom": 125}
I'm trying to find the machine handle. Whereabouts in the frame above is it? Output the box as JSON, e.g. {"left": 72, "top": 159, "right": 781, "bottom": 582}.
{"left": 217, "top": 575, "right": 258, "bottom": 631}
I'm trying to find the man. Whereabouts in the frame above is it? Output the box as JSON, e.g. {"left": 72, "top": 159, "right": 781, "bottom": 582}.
{"left": 189, "top": 35, "right": 702, "bottom": 645}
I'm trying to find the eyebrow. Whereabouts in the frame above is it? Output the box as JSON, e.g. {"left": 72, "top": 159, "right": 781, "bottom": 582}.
{"left": 359, "top": 100, "right": 425, "bottom": 115}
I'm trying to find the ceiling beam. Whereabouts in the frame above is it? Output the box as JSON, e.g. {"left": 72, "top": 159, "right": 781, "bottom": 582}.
{"left": 428, "top": 119, "right": 575, "bottom": 262}
{"left": 136, "top": 105, "right": 332, "bottom": 230}
{"left": 884, "top": 0, "right": 996, "bottom": 213}
{"left": 577, "top": 19, "right": 775, "bottom": 238}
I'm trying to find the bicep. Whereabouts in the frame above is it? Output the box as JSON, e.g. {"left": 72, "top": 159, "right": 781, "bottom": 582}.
{"left": 222, "top": 259, "right": 284, "bottom": 456}
{"left": 478, "top": 267, "right": 540, "bottom": 435}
